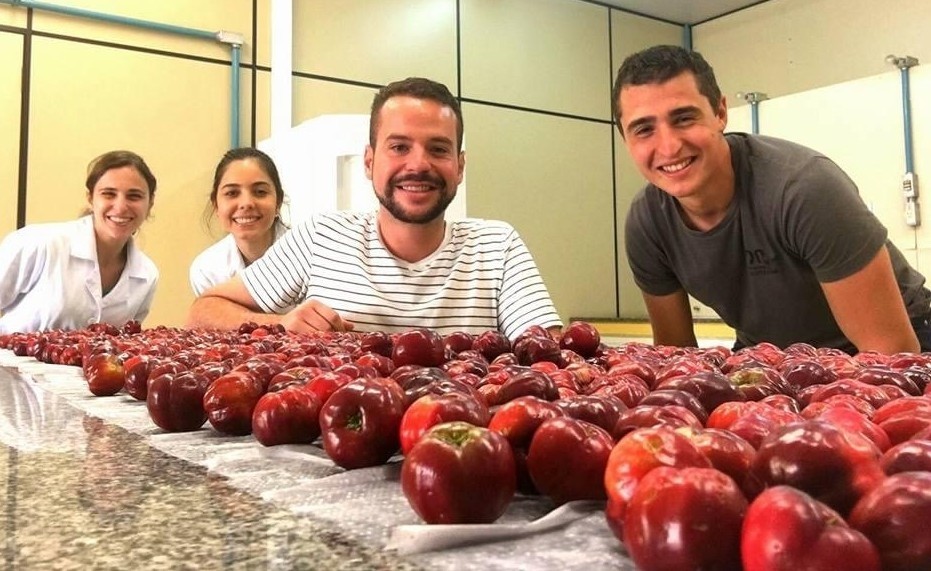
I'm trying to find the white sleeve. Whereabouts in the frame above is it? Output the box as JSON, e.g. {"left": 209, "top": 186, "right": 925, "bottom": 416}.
{"left": 189, "top": 256, "right": 211, "bottom": 297}
{"left": 134, "top": 273, "right": 159, "bottom": 323}
{"left": 0, "top": 229, "right": 45, "bottom": 314}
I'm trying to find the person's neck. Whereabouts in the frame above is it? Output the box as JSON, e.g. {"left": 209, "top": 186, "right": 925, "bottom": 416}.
{"left": 377, "top": 210, "right": 446, "bottom": 263}
{"left": 678, "top": 145, "right": 735, "bottom": 232}
{"left": 95, "top": 234, "right": 128, "bottom": 267}
{"left": 237, "top": 230, "right": 275, "bottom": 266}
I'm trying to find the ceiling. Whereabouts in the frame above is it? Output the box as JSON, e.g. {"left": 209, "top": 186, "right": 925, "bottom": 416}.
{"left": 596, "top": 0, "right": 767, "bottom": 25}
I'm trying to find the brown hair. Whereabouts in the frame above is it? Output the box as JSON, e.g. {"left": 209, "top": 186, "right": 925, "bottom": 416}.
{"left": 86, "top": 150, "right": 157, "bottom": 198}
{"left": 369, "top": 77, "right": 464, "bottom": 152}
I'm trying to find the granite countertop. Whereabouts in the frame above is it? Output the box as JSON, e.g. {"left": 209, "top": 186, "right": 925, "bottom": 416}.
{"left": 0, "top": 355, "right": 634, "bottom": 570}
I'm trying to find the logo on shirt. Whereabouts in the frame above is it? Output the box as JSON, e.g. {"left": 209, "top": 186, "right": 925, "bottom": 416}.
{"left": 745, "top": 248, "right": 779, "bottom": 276}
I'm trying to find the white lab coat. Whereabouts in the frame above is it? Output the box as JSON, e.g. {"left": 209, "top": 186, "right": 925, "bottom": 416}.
{"left": 189, "top": 219, "right": 288, "bottom": 296}
{"left": 0, "top": 216, "right": 158, "bottom": 334}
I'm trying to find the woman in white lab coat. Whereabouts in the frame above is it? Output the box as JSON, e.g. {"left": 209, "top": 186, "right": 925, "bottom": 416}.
{"left": 189, "top": 148, "right": 287, "bottom": 296}
{"left": 0, "top": 150, "right": 159, "bottom": 334}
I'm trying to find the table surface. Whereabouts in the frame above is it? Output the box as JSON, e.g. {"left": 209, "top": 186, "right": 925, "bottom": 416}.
{"left": 0, "top": 353, "right": 635, "bottom": 570}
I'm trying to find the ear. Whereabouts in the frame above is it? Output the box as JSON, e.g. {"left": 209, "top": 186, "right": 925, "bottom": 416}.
{"left": 364, "top": 145, "right": 374, "bottom": 180}
{"left": 457, "top": 151, "right": 465, "bottom": 185}
{"left": 716, "top": 95, "right": 728, "bottom": 131}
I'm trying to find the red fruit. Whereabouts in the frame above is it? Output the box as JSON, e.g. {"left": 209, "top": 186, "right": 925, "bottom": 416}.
{"left": 472, "top": 330, "right": 511, "bottom": 361}
{"left": 304, "top": 371, "right": 353, "bottom": 406}
{"left": 526, "top": 417, "right": 613, "bottom": 505}
{"left": 399, "top": 391, "right": 490, "bottom": 455}
{"left": 880, "top": 440, "right": 931, "bottom": 475}
{"left": 391, "top": 328, "right": 446, "bottom": 368}
{"left": 488, "top": 396, "right": 565, "bottom": 494}
{"left": 742, "top": 486, "right": 880, "bottom": 571}
{"left": 83, "top": 352, "right": 125, "bottom": 396}
{"left": 752, "top": 419, "right": 884, "bottom": 515}
{"left": 849, "top": 472, "right": 931, "bottom": 571}
{"left": 203, "top": 371, "right": 265, "bottom": 436}
{"left": 603, "top": 426, "right": 711, "bottom": 541}
{"left": 146, "top": 370, "right": 211, "bottom": 432}
{"left": 680, "top": 426, "right": 763, "bottom": 500}
{"left": 624, "top": 467, "right": 747, "bottom": 571}
{"left": 319, "top": 377, "right": 406, "bottom": 469}
{"left": 442, "top": 331, "right": 475, "bottom": 355}
{"left": 611, "top": 405, "right": 702, "bottom": 441}
{"left": 401, "top": 421, "right": 516, "bottom": 524}
{"left": 558, "top": 321, "right": 601, "bottom": 358}
{"left": 252, "top": 386, "right": 322, "bottom": 446}
{"left": 552, "top": 394, "right": 626, "bottom": 433}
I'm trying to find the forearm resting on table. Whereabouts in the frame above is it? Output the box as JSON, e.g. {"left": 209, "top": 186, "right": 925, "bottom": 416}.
{"left": 186, "top": 295, "right": 280, "bottom": 330}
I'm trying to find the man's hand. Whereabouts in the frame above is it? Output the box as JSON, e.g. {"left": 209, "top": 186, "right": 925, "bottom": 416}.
{"left": 281, "top": 299, "right": 355, "bottom": 333}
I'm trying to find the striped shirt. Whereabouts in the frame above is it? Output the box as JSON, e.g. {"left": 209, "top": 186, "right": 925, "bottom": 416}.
{"left": 241, "top": 211, "right": 562, "bottom": 340}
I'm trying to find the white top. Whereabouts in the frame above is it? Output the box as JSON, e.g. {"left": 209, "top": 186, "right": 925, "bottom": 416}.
{"left": 241, "top": 211, "right": 562, "bottom": 340}
{"left": 189, "top": 220, "right": 289, "bottom": 296}
{"left": 0, "top": 216, "right": 159, "bottom": 334}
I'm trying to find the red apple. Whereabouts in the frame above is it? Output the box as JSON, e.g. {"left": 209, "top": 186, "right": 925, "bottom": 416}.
{"left": 526, "top": 417, "right": 613, "bottom": 504}
{"left": 624, "top": 466, "right": 747, "bottom": 571}
{"left": 401, "top": 421, "right": 516, "bottom": 524}
{"left": 203, "top": 370, "right": 265, "bottom": 436}
{"left": 391, "top": 328, "right": 447, "bottom": 368}
{"left": 252, "top": 385, "right": 322, "bottom": 446}
{"left": 752, "top": 419, "right": 884, "bottom": 515}
{"left": 558, "top": 321, "right": 601, "bottom": 358}
{"left": 83, "top": 352, "right": 125, "bottom": 396}
{"left": 881, "top": 439, "right": 931, "bottom": 475}
{"left": 399, "top": 391, "right": 490, "bottom": 455}
{"left": 742, "top": 486, "right": 880, "bottom": 571}
{"left": 319, "top": 377, "right": 406, "bottom": 469}
{"left": 146, "top": 370, "right": 210, "bottom": 432}
{"left": 603, "top": 426, "right": 711, "bottom": 541}
{"left": 849, "top": 472, "right": 931, "bottom": 571}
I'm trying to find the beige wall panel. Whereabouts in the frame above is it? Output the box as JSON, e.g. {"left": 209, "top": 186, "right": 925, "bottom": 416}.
{"left": 293, "top": 0, "right": 457, "bottom": 89}
{"left": 0, "top": 33, "right": 22, "bottom": 240}
{"left": 695, "top": 0, "right": 931, "bottom": 104}
{"left": 607, "top": 12, "right": 680, "bottom": 319}
{"left": 254, "top": 0, "right": 271, "bottom": 68}
{"left": 610, "top": 10, "right": 683, "bottom": 75}
{"left": 292, "top": 77, "right": 378, "bottom": 125}
{"left": 26, "top": 0, "right": 255, "bottom": 63}
{"left": 613, "top": 129, "right": 649, "bottom": 319}
{"left": 27, "top": 37, "right": 234, "bottom": 328}
{"left": 461, "top": 0, "right": 610, "bottom": 120}
{"left": 1, "top": 4, "right": 26, "bottom": 26}
{"left": 463, "top": 103, "right": 616, "bottom": 322}
{"left": 250, "top": 69, "right": 272, "bottom": 145}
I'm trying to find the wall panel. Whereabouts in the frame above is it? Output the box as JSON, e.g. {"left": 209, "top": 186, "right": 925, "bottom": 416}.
{"left": 293, "top": 0, "right": 457, "bottom": 89}
{"left": 26, "top": 0, "right": 254, "bottom": 62}
{"left": 0, "top": 32, "right": 22, "bottom": 239}
{"left": 461, "top": 0, "right": 610, "bottom": 120}
{"left": 464, "top": 102, "right": 617, "bottom": 322}
{"left": 27, "top": 37, "right": 233, "bottom": 328}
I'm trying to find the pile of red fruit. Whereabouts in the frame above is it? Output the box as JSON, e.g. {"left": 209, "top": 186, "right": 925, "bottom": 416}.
{"left": 2, "top": 321, "right": 931, "bottom": 570}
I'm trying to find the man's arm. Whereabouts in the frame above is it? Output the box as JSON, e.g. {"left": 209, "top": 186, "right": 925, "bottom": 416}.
{"left": 186, "top": 275, "right": 352, "bottom": 333}
{"left": 642, "top": 289, "right": 698, "bottom": 347}
{"left": 821, "top": 247, "right": 919, "bottom": 354}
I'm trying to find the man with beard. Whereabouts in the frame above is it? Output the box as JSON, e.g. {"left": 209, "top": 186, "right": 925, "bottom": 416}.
{"left": 187, "top": 77, "right": 561, "bottom": 340}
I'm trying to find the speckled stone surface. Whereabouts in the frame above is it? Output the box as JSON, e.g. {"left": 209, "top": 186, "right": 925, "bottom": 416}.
{"left": 0, "top": 354, "right": 635, "bottom": 570}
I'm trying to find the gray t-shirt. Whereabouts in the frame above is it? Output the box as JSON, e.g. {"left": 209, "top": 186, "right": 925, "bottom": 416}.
{"left": 625, "top": 133, "right": 931, "bottom": 350}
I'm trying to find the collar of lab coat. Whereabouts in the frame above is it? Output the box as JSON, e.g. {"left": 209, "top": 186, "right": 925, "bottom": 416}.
{"left": 71, "top": 215, "right": 150, "bottom": 279}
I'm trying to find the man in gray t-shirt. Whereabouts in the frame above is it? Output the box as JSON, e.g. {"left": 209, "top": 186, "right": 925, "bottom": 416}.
{"left": 614, "top": 45, "right": 931, "bottom": 354}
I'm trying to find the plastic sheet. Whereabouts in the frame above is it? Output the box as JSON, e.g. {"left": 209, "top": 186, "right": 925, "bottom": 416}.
{"left": 0, "top": 351, "right": 636, "bottom": 570}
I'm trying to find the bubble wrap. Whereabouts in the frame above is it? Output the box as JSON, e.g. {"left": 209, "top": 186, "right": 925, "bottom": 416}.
{"left": 0, "top": 351, "right": 636, "bottom": 570}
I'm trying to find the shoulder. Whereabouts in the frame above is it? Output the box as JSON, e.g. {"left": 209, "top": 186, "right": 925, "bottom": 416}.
{"left": 450, "top": 218, "right": 517, "bottom": 239}
{"left": 2, "top": 220, "right": 74, "bottom": 251}
{"left": 305, "top": 211, "right": 373, "bottom": 236}
{"left": 193, "top": 234, "right": 237, "bottom": 264}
